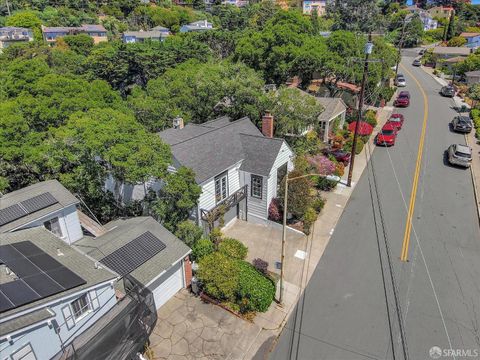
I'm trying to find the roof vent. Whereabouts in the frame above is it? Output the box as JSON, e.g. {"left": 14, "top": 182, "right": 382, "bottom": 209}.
{"left": 56, "top": 248, "right": 64, "bottom": 256}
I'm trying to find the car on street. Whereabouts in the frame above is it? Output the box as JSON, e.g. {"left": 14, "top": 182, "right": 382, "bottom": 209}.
{"left": 395, "top": 74, "right": 406, "bottom": 87}
{"left": 412, "top": 59, "right": 421, "bottom": 67}
{"left": 376, "top": 123, "right": 398, "bottom": 146}
{"left": 440, "top": 85, "right": 455, "bottom": 97}
{"left": 387, "top": 113, "right": 404, "bottom": 130}
{"left": 322, "top": 148, "right": 351, "bottom": 165}
{"left": 394, "top": 91, "right": 410, "bottom": 107}
{"left": 451, "top": 116, "right": 473, "bottom": 133}
{"left": 418, "top": 48, "right": 426, "bottom": 55}
{"left": 447, "top": 144, "right": 472, "bottom": 168}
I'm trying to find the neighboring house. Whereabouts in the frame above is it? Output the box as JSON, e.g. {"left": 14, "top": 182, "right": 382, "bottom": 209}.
{"left": 316, "top": 97, "right": 347, "bottom": 143}
{"left": 0, "top": 228, "right": 117, "bottom": 360}
{"left": 302, "top": 0, "right": 326, "bottom": 15}
{"left": 465, "top": 70, "right": 480, "bottom": 85}
{"left": 0, "top": 180, "right": 83, "bottom": 244}
{"left": 74, "top": 216, "right": 191, "bottom": 310}
{"left": 427, "top": 6, "right": 454, "bottom": 19}
{"left": 179, "top": 20, "right": 213, "bottom": 33}
{"left": 157, "top": 116, "right": 294, "bottom": 230}
{"left": 419, "top": 12, "right": 438, "bottom": 31}
{"left": 0, "top": 27, "right": 33, "bottom": 52}
{"left": 221, "top": 0, "right": 248, "bottom": 6}
{"left": 460, "top": 32, "right": 480, "bottom": 49}
{"left": 0, "top": 180, "right": 193, "bottom": 359}
{"left": 122, "top": 27, "right": 170, "bottom": 43}
{"left": 42, "top": 24, "right": 108, "bottom": 44}
{"left": 432, "top": 47, "right": 472, "bottom": 67}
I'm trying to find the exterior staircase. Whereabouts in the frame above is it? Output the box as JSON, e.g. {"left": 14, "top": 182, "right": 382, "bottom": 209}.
{"left": 77, "top": 210, "right": 107, "bottom": 237}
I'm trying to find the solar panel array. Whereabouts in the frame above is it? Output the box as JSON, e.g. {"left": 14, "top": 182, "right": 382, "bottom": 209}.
{"left": 0, "top": 241, "right": 86, "bottom": 313}
{"left": 0, "top": 192, "right": 58, "bottom": 226}
{"left": 100, "top": 231, "right": 166, "bottom": 276}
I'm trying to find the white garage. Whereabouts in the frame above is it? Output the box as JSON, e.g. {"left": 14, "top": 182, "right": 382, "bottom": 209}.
{"left": 148, "top": 261, "right": 185, "bottom": 310}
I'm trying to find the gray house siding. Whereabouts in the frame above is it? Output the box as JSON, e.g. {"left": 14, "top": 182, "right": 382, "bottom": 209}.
{"left": 0, "top": 282, "right": 116, "bottom": 360}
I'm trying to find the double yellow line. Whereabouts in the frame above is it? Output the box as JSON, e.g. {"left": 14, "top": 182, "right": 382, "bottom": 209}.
{"left": 399, "top": 64, "right": 429, "bottom": 262}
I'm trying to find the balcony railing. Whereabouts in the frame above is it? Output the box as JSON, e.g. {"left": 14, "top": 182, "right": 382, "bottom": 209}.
{"left": 200, "top": 185, "right": 247, "bottom": 229}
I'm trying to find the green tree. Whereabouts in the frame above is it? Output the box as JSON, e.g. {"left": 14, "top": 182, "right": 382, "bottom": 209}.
{"left": 467, "top": 83, "right": 480, "bottom": 108}
{"left": 447, "top": 35, "right": 466, "bottom": 47}
{"left": 175, "top": 220, "right": 204, "bottom": 247}
{"left": 5, "top": 10, "right": 42, "bottom": 40}
{"left": 267, "top": 87, "right": 322, "bottom": 136}
{"left": 63, "top": 34, "right": 94, "bottom": 56}
{"left": 446, "top": 11, "right": 456, "bottom": 41}
{"left": 327, "top": 0, "right": 382, "bottom": 33}
{"left": 152, "top": 167, "right": 202, "bottom": 232}
{"left": 278, "top": 169, "right": 312, "bottom": 219}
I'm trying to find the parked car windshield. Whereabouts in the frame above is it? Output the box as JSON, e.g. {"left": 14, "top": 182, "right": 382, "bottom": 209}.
{"left": 456, "top": 151, "right": 471, "bottom": 158}
{"left": 381, "top": 130, "right": 394, "bottom": 135}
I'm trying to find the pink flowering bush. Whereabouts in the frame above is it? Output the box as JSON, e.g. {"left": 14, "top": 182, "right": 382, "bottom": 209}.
{"left": 306, "top": 155, "right": 336, "bottom": 175}
{"left": 268, "top": 198, "right": 282, "bottom": 222}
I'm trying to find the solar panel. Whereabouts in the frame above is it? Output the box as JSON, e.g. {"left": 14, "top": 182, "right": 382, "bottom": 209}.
{"left": 20, "top": 192, "right": 58, "bottom": 214}
{"left": 0, "top": 281, "right": 41, "bottom": 307}
{"left": 0, "top": 244, "right": 23, "bottom": 263}
{"left": 0, "top": 204, "right": 27, "bottom": 226}
{"left": 99, "top": 231, "right": 166, "bottom": 276}
{"left": 22, "top": 273, "right": 63, "bottom": 297}
{"left": 0, "top": 241, "right": 86, "bottom": 313}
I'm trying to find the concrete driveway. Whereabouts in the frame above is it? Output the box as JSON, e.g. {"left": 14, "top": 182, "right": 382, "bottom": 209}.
{"left": 223, "top": 220, "right": 307, "bottom": 287}
{"left": 149, "top": 290, "right": 261, "bottom": 360}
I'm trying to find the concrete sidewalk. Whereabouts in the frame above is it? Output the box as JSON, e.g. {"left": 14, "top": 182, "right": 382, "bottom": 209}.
{"left": 236, "top": 106, "right": 394, "bottom": 359}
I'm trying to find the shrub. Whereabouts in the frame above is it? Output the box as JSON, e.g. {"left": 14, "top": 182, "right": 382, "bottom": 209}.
{"left": 197, "top": 252, "right": 238, "bottom": 301}
{"left": 268, "top": 198, "right": 282, "bottom": 222}
{"left": 252, "top": 258, "right": 269, "bottom": 275}
{"left": 192, "top": 238, "right": 215, "bottom": 260}
{"left": 364, "top": 110, "right": 377, "bottom": 127}
{"left": 334, "top": 162, "right": 345, "bottom": 177}
{"left": 209, "top": 228, "right": 223, "bottom": 248}
{"left": 316, "top": 177, "right": 338, "bottom": 191}
{"left": 312, "top": 196, "right": 325, "bottom": 213}
{"left": 175, "top": 220, "right": 204, "bottom": 247}
{"left": 447, "top": 36, "right": 466, "bottom": 47}
{"left": 306, "top": 154, "right": 336, "bottom": 175}
{"left": 219, "top": 238, "right": 248, "bottom": 260}
{"left": 237, "top": 261, "right": 275, "bottom": 313}
{"left": 355, "top": 138, "right": 365, "bottom": 154}
{"left": 278, "top": 169, "right": 312, "bottom": 219}
{"left": 302, "top": 207, "right": 317, "bottom": 234}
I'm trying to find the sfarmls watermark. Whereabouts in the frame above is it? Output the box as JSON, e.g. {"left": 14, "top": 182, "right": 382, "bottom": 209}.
{"left": 429, "top": 346, "right": 479, "bottom": 359}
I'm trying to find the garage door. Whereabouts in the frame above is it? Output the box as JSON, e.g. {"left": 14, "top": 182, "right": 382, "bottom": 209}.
{"left": 151, "top": 262, "right": 184, "bottom": 310}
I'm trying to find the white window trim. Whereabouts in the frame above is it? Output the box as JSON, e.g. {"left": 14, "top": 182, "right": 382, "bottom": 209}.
{"left": 10, "top": 342, "right": 37, "bottom": 360}
{"left": 251, "top": 175, "right": 263, "bottom": 199}
{"left": 70, "top": 294, "right": 92, "bottom": 323}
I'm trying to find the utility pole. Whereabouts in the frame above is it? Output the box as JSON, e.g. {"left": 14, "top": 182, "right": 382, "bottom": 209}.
{"left": 5, "top": 0, "right": 11, "bottom": 16}
{"left": 279, "top": 175, "right": 288, "bottom": 304}
{"left": 347, "top": 34, "right": 373, "bottom": 188}
{"left": 395, "top": 18, "right": 408, "bottom": 77}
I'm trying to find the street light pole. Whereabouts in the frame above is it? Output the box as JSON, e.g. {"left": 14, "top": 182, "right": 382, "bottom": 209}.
{"left": 347, "top": 34, "right": 373, "bottom": 188}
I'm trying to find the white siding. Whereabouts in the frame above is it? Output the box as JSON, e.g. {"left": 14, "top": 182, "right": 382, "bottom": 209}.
{"left": 197, "top": 162, "right": 242, "bottom": 212}
{"left": 266, "top": 142, "right": 294, "bottom": 210}
{"left": 241, "top": 171, "right": 268, "bottom": 220}
{"left": 15, "top": 205, "right": 82, "bottom": 245}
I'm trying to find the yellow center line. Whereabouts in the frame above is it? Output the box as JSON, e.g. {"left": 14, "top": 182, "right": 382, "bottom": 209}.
{"left": 399, "top": 63, "right": 429, "bottom": 262}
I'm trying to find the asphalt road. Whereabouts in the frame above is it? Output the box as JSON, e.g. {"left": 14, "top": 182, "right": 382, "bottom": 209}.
{"left": 269, "top": 53, "right": 480, "bottom": 360}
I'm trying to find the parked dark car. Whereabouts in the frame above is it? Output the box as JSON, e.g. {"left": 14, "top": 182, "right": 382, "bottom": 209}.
{"left": 451, "top": 116, "right": 473, "bottom": 133}
{"left": 394, "top": 91, "right": 410, "bottom": 107}
{"left": 322, "top": 148, "right": 351, "bottom": 165}
{"left": 440, "top": 85, "right": 455, "bottom": 97}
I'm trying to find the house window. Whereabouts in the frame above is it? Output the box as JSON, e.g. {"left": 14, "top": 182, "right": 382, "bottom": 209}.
{"left": 214, "top": 172, "right": 228, "bottom": 203}
{"left": 44, "top": 217, "right": 63, "bottom": 238}
{"left": 71, "top": 294, "right": 91, "bottom": 321}
{"left": 11, "top": 343, "right": 36, "bottom": 360}
{"left": 251, "top": 175, "right": 263, "bottom": 199}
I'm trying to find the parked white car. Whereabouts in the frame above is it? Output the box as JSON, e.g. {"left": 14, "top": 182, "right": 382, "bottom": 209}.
{"left": 447, "top": 144, "right": 472, "bottom": 168}
{"left": 395, "top": 74, "right": 406, "bottom": 87}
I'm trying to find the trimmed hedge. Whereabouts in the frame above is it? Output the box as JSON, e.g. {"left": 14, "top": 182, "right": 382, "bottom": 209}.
{"left": 192, "top": 238, "right": 215, "bottom": 260}
{"left": 197, "top": 252, "right": 238, "bottom": 301}
{"left": 236, "top": 261, "right": 276, "bottom": 313}
{"left": 218, "top": 238, "right": 248, "bottom": 260}
{"left": 471, "top": 109, "right": 480, "bottom": 139}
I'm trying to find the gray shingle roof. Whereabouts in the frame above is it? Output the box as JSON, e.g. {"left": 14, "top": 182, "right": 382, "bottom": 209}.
{"left": 123, "top": 30, "right": 168, "bottom": 39}
{"left": 158, "top": 117, "right": 289, "bottom": 183}
{"left": 432, "top": 47, "right": 471, "bottom": 56}
{"left": 0, "top": 180, "right": 79, "bottom": 233}
{"left": 73, "top": 217, "right": 191, "bottom": 286}
{"left": 316, "top": 97, "right": 347, "bottom": 123}
{"left": 0, "top": 308, "right": 54, "bottom": 337}
{"left": 0, "top": 228, "right": 116, "bottom": 320}
{"left": 465, "top": 70, "right": 480, "bottom": 76}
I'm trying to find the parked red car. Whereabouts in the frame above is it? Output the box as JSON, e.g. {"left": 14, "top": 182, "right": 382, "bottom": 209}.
{"left": 376, "top": 123, "right": 398, "bottom": 146}
{"left": 394, "top": 91, "right": 410, "bottom": 107}
{"left": 322, "top": 148, "right": 351, "bottom": 165}
{"left": 387, "top": 113, "right": 404, "bottom": 130}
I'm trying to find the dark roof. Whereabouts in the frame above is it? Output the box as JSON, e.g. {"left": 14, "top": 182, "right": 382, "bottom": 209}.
{"left": 74, "top": 217, "right": 191, "bottom": 286}
{"left": 0, "top": 228, "right": 116, "bottom": 320}
{"left": 0, "top": 180, "right": 79, "bottom": 233}
{"left": 158, "top": 117, "right": 289, "bottom": 183}
{"left": 0, "top": 308, "right": 54, "bottom": 337}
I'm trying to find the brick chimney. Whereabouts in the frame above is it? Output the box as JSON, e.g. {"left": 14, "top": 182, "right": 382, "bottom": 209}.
{"left": 262, "top": 112, "right": 274, "bottom": 138}
{"left": 173, "top": 117, "right": 184, "bottom": 129}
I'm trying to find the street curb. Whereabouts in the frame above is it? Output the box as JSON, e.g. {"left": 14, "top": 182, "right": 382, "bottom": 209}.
{"left": 464, "top": 133, "right": 480, "bottom": 227}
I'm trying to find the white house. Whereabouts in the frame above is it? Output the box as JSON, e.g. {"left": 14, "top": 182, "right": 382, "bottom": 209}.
{"left": 179, "top": 20, "right": 213, "bottom": 33}
{"left": 157, "top": 116, "right": 294, "bottom": 231}
{"left": 0, "top": 180, "right": 192, "bottom": 359}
